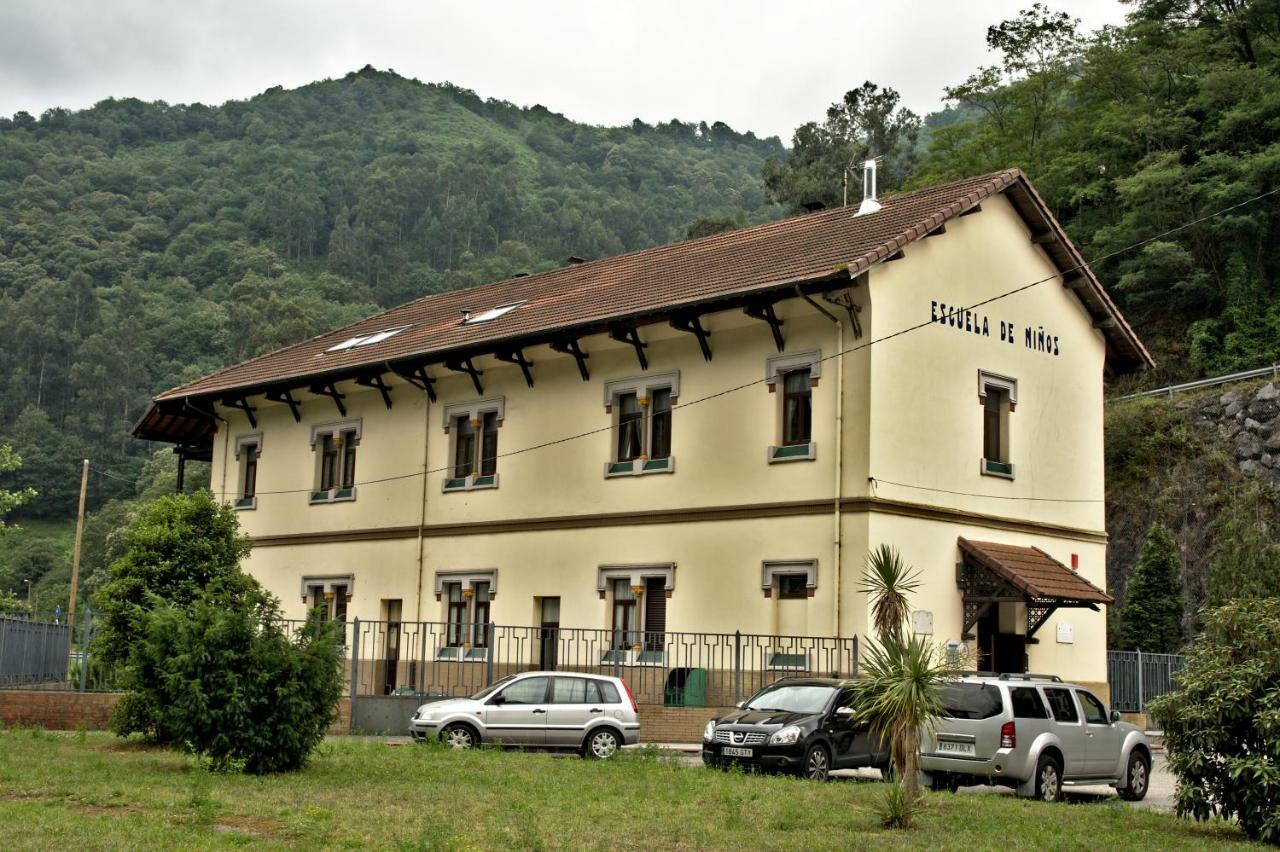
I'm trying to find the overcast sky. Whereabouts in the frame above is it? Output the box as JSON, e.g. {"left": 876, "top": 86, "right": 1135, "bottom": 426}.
{"left": 0, "top": 1, "right": 1128, "bottom": 140}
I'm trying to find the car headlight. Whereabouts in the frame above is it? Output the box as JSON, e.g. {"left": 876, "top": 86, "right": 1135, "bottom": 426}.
{"left": 703, "top": 721, "right": 716, "bottom": 742}
{"left": 769, "top": 725, "right": 803, "bottom": 745}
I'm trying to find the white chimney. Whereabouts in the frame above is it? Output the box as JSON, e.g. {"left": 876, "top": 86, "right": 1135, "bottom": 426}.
{"left": 855, "top": 159, "right": 882, "bottom": 217}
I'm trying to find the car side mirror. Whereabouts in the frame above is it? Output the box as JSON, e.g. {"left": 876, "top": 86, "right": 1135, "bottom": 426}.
{"left": 735, "top": 701, "right": 746, "bottom": 709}
{"left": 490, "top": 694, "right": 506, "bottom": 706}
{"left": 835, "top": 706, "right": 855, "bottom": 719}
{"left": 1110, "top": 709, "right": 1121, "bottom": 724}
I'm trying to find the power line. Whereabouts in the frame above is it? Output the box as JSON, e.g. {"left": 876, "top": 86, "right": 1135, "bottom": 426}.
{"left": 115, "top": 185, "right": 1280, "bottom": 501}
{"left": 869, "top": 477, "right": 1104, "bottom": 503}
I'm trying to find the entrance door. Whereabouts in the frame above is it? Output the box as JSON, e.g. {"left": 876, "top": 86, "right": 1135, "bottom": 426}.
{"left": 382, "top": 599, "right": 402, "bottom": 695}
{"left": 539, "top": 597, "right": 560, "bottom": 671}
{"left": 976, "top": 605, "right": 1026, "bottom": 674}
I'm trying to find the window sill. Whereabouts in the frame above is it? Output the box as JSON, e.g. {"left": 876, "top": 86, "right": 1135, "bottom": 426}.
{"left": 434, "top": 647, "right": 489, "bottom": 662}
{"left": 604, "top": 457, "right": 674, "bottom": 477}
{"left": 980, "top": 459, "right": 1015, "bottom": 479}
{"left": 599, "top": 649, "right": 666, "bottom": 666}
{"left": 310, "top": 487, "right": 357, "bottom": 504}
{"left": 768, "top": 443, "right": 816, "bottom": 463}
{"left": 442, "top": 474, "right": 499, "bottom": 493}
{"left": 767, "top": 653, "right": 810, "bottom": 671}
{"left": 234, "top": 497, "right": 257, "bottom": 511}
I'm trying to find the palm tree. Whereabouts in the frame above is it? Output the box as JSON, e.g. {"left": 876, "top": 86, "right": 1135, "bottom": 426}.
{"left": 852, "top": 633, "right": 954, "bottom": 815}
{"left": 858, "top": 544, "right": 921, "bottom": 642}
{"left": 853, "top": 545, "right": 955, "bottom": 828}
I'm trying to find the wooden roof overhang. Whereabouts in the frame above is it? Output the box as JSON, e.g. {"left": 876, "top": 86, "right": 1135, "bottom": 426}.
{"left": 956, "top": 537, "right": 1113, "bottom": 643}
{"left": 131, "top": 269, "right": 855, "bottom": 447}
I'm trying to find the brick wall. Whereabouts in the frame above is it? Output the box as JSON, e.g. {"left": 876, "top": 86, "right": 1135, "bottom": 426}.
{"left": 0, "top": 690, "right": 352, "bottom": 735}
{"left": 638, "top": 704, "right": 729, "bottom": 744}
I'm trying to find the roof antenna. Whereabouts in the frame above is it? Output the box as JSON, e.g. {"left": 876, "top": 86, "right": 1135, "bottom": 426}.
{"left": 855, "top": 159, "right": 882, "bottom": 217}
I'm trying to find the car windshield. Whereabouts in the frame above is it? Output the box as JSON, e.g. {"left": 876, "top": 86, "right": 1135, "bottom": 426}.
{"left": 744, "top": 684, "right": 835, "bottom": 714}
{"left": 468, "top": 675, "right": 517, "bottom": 701}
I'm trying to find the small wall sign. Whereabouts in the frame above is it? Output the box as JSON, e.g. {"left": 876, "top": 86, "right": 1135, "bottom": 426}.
{"left": 1057, "top": 622, "right": 1074, "bottom": 644}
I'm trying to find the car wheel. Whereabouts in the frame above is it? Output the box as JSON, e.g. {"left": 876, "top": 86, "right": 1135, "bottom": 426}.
{"left": 441, "top": 723, "right": 477, "bottom": 750}
{"left": 1119, "top": 752, "right": 1150, "bottom": 802}
{"left": 803, "top": 744, "right": 831, "bottom": 782}
{"left": 1034, "top": 755, "right": 1063, "bottom": 802}
{"left": 584, "top": 728, "right": 621, "bottom": 760}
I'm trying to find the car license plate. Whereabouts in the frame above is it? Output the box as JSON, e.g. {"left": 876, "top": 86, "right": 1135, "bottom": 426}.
{"left": 936, "top": 741, "right": 975, "bottom": 757}
{"left": 722, "top": 746, "right": 753, "bottom": 758}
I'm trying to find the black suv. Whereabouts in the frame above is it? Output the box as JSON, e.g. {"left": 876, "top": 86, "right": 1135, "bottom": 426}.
{"left": 701, "top": 677, "right": 890, "bottom": 781}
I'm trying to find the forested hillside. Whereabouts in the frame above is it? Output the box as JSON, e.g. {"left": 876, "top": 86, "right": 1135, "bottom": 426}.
{"left": 0, "top": 66, "right": 783, "bottom": 523}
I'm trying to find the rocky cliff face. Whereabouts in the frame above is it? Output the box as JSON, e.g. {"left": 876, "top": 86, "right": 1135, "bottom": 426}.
{"left": 1192, "top": 381, "right": 1280, "bottom": 491}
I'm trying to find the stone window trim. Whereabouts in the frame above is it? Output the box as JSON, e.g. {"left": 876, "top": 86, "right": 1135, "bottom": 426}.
{"left": 978, "top": 370, "right": 1018, "bottom": 411}
{"left": 602, "top": 372, "right": 681, "bottom": 410}
{"left": 433, "top": 569, "right": 499, "bottom": 601}
{"left": 233, "top": 432, "right": 263, "bottom": 458}
{"left": 299, "top": 574, "right": 354, "bottom": 603}
{"left": 761, "top": 560, "right": 818, "bottom": 598}
{"left": 309, "top": 418, "right": 363, "bottom": 447}
{"left": 441, "top": 397, "right": 506, "bottom": 432}
{"left": 596, "top": 564, "right": 675, "bottom": 599}
{"left": 765, "top": 351, "right": 822, "bottom": 391}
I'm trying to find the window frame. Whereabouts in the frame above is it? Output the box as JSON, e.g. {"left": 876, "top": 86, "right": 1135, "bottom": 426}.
{"left": 603, "top": 373, "right": 679, "bottom": 478}
{"left": 441, "top": 398, "right": 505, "bottom": 492}
{"left": 978, "top": 371, "right": 1017, "bottom": 479}
{"left": 761, "top": 560, "right": 818, "bottom": 598}
{"left": 777, "top": 574, "right": 810, "bottom": 600}
{"left": 233, "top": 433, "right": 262, "bottom": 510}
{"left": 765, "top": 351, "right": 820, "bottom": 463}
{"left": 309, "top": 420, "right": 362, "bottom": 503}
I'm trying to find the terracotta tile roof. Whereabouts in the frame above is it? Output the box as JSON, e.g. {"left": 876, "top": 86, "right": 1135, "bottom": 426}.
{"left": 958, "top": 538, "right": 1112, "bottom": 604}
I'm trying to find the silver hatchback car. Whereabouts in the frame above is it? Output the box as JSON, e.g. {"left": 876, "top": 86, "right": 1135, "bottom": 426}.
{"left": 409, "top": 671, "right": 641, "bottom": 759}
{"left": 918, "top": 674, "right": 1152, "bottom": 802}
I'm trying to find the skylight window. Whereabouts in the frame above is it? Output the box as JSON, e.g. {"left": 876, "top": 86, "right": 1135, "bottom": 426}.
{"left": 460, "top": 301, "right": 526, "bottom": 326}
{"left": 325, "top": 325, "right": 410, "bottom": 353}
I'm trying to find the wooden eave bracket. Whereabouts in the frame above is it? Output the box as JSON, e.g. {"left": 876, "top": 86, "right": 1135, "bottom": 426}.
{"left": 608, "top": 325, "right": 649, "bottom": 371}
{"left": 743, "top": 300, "right": 785, "bottom": 353}
{"left": 494, "top": 349, "right": 535, "bottom": 388}
{"left": 354, "top": 372, "right": 393, "bottom": 410}
{"left": 670, "top": 313, "right": 712, "bottom": 361}
{"left": 551, "top": 338, "right": 591, "bottom": 381}
{"left": 391, "top": 364, "right": 437, "bottom": 402}
{"left": 308, "top": 382, "right": 347, "bottom": 417}
{"left": 822, "top": 285, "right": 864, "bottom": 339}
{"left": 264, "top": 388, "right": 302, "bottom": 422}
{"left": 445, "top": 358, "right": 485, "bottom": 396}
{"left": 221, "top": 396, "right": 257, "bottom": 429}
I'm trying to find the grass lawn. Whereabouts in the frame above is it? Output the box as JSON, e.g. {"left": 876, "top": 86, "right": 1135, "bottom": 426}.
{"left": 0, "top": 730, "right": 1256, "bottom": 850}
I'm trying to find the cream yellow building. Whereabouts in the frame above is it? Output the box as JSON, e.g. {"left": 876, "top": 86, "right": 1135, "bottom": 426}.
{"left": 135, "top": 170, "right": 1150, "bottom": 697}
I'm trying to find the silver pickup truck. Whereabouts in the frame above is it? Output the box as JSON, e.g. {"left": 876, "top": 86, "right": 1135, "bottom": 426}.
{"left": 918, "top": 673, "right": 1151, "bottom": 802}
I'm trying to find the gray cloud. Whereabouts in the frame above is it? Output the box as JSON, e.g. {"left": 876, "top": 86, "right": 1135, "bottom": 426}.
{"left": 0, "top": 0, "right": 1128, "bottom": 139}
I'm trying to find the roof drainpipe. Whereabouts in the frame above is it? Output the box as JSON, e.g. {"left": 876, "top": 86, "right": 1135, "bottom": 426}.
{"left": 798, "top": 287, "right": 845, "bottom": 639}
{"left": 414, "top": 384, "right": 432, "bottom": 623}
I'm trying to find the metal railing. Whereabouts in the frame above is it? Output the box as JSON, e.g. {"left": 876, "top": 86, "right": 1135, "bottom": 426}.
{"left": 1106, "top": 649, "right": 1185, "bottom": 712}
{"left": 0, "top": 616, "right": 71, "bottom": 685}
{"left": 1109, "top": 363, "right": 1280, "bottom": 404}
{"left": 300, "top": 618, "right": 859, "bottom": 709}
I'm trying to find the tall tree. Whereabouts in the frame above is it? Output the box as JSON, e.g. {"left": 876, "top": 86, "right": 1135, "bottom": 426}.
{"left": 0, "top": 444, "right": 35, "bottom": 534}
{"left": 762, "top": 81, "right": 920, "bottom": 213}
{"left": 1116, "top": 522, "right": 1185, "bottom": 652}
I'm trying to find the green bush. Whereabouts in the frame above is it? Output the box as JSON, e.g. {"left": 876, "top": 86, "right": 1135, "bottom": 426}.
{"left": 124, "top": 592, "right": 343, "bottom": 774}
{"left": 1116, "top": 522, "right": 1184, "bottom": 653}
{"left": 1149, "top": 598, "right": 1280, "bottom": 844}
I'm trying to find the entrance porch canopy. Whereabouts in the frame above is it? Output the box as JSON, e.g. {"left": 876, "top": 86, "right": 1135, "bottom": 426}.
{"left": 956, "top": 538, "right": 1112, "bottom": 642}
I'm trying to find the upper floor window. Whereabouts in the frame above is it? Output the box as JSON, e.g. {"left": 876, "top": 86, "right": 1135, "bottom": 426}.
{"left": 442, "top": 398, "right": 504, "bottom": 492}
{"left": 233, "top": 433, "right": 261, "bottom": 510}
{"left": 765, "top": 351, "right": 820, "bottom": 463}
{"left": 310, "top": 420, "right": 361, "bottom": 503}
{"left": 978, "top": 371, "right": 1017, "bottom": 479}
{"left": 603, "top": 372, "right": 679, "bottom": 477}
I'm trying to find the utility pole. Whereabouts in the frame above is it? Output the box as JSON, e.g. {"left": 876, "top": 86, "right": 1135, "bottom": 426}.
{"left": 68, "top": 459, "right": 89, "bottom": 628}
